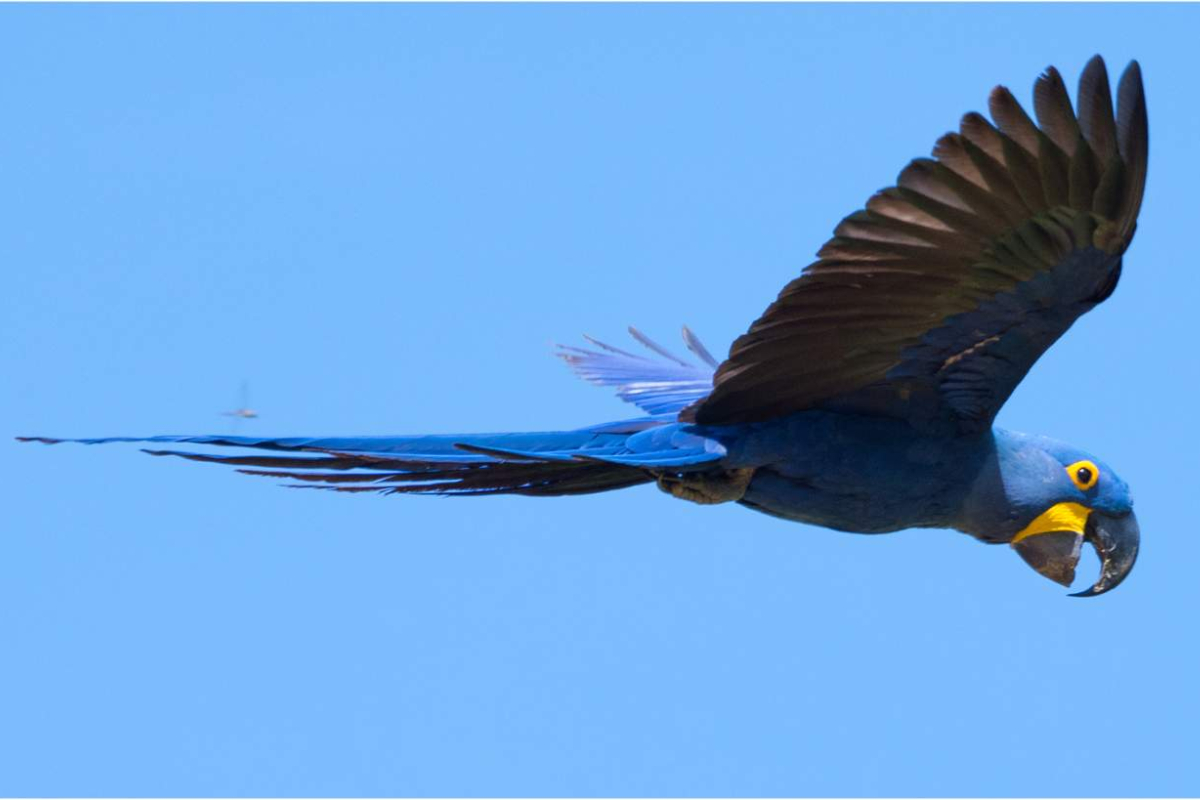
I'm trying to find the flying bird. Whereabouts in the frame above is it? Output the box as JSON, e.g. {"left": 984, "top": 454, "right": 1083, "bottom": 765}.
{"left": 20, "top": 57, "right": 1147, "bottom": 596}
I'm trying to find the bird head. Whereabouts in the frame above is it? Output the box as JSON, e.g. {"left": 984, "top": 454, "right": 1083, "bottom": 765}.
{"left": 971, "top": 432, "right": 1139, "bottom": 596}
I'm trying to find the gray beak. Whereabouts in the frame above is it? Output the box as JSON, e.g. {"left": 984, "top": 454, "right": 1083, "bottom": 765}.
{"left": 1013, "top": 531, "right": 1084, "bottom": 587}
{"left": 1070, "top": 510, "right": 1140, "bottom": 597}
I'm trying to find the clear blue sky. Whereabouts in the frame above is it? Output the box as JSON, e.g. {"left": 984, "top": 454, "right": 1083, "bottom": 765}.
{"left": 3, "top": 4, "right": 1198, "bottom": 796}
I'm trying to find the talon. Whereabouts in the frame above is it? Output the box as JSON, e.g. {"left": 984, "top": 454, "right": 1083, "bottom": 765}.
{"left": 656, "top": 468, "right": 755, "bottom": 505}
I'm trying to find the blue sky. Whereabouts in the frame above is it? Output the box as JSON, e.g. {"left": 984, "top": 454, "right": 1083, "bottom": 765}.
{"left": 3, "top": 4, "right": 1199, "bottom": 796}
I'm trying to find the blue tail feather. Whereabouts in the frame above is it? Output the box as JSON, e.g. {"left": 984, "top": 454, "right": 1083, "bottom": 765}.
{"left": 18, "top": 420, "right": 724, "bottom": 496}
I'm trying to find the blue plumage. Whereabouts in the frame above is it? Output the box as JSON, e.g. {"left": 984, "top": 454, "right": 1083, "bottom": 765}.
{"left": 556, "top": 327, "right": 715, "bottom": 416}
{"left": 19, "top": 57, "right": 1148, "bottom": 595}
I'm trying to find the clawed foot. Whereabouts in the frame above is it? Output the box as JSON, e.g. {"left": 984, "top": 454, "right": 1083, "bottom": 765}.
{"left": 656, "top": 467, "right": 755, "bottom": 505}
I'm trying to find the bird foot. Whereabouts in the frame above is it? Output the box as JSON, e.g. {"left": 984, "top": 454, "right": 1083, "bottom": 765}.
{"left": 656, "top": 468, "right": 755, "bottom": 505}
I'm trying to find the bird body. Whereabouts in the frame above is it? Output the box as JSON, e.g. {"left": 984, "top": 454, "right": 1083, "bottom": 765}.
{"left": 706, "top": 410, "right": 985, "bottom": 534}
{"left": 21, "top": 56, "right": 1148, "bottom": 596}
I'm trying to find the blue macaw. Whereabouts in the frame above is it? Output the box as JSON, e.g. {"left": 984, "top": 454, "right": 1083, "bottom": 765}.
{"left": 21, "top": 57, "right": 1148, "bottom": 596}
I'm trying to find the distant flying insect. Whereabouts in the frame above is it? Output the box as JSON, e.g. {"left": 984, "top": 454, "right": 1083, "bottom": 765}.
{"left": 220, "top": 382, "right": 258, "bottom": 420}
{"left": 21, "top": 57, "right": 1147, "bottom": 596}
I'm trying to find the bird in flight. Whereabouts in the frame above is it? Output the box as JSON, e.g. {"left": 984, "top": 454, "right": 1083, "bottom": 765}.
{"left": 21, "top": 56, "right": 1147, "bottom": 596}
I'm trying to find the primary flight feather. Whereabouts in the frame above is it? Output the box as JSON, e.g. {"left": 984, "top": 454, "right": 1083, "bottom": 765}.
{"left": 22, "top": 56, "right": 1148, "bottom": 596}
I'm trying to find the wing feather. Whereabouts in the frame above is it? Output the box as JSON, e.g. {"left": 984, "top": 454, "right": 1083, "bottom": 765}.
{"left": 988, "top": 86, "right": 1041, "bottom": 156}
{"left": 1033, "top": 66, "right": 1082, "bottom": 157}
{"left": 684, "top": 58, "right": 1147, "bottom": 429}
{"left": 1078, "top": 55, "right": 1118, "bottom": 164}
{"left": 558, "top": 327, "right": 716, "bottom": 416}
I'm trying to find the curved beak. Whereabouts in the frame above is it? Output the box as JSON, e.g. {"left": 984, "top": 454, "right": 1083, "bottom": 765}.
{"left": 1070, "top": 510, "right": 1140, "bottom": 597}
{"left": 1010, "top": 506, "right": 1140, "bottom": 596}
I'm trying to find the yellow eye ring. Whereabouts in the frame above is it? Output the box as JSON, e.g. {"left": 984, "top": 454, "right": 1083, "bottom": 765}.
{"left": 1067, "top": 460, "right": 1100, "bottom": 492}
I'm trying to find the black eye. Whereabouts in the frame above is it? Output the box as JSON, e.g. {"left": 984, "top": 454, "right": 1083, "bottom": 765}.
{"left": 1066, "top": 459, "right": 1099, "bottom": 491}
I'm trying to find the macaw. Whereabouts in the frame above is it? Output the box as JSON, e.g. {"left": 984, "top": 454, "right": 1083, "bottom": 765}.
{"left": 21, "top": 56, "right": 1148, "bottom": 596}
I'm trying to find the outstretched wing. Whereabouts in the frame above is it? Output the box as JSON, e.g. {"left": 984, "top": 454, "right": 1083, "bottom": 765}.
{"left": 558, "top": 326, "right": 717, "bottom": 416}
{"left": 683, "top": 57, "right": 1147, "bottom": 432}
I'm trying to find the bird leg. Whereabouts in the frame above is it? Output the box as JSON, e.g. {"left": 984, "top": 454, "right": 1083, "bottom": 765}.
{"left": 656, "top": 467, "right": 755, "bottom": 505}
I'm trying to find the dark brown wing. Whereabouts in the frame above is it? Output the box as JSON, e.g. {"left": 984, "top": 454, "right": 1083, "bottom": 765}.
{"left": 683, "top": 57, "right": 1147, "bottom": 432}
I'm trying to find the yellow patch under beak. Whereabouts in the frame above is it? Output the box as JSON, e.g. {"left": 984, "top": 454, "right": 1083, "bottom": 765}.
{"left": 1011, "top": 502, "right": 1092, "bottom": 544}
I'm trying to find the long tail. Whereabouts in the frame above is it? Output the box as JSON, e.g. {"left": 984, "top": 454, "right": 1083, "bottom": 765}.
{"left": 17, "top": 419, "right": 724, "bottom": 497}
